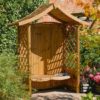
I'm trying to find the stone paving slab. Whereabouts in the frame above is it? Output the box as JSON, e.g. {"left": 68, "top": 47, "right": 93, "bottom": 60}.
{"left": 31, "top": 91, "right": 85, "bottom": 100}
{"left": 31, "top": 89, "right": 99, "bottom": 100}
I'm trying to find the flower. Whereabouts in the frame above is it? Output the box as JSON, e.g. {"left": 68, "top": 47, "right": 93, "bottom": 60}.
{"left": 81, "top": 65, "right": 100, "bottom": 85}
{"left": 89, "top": 72, "right": 100, "bottom": 84}
{"left": 89, "top": 73, "right": 94, "bottom": 80}
{"left": 93, "top": 74, "right": 100, "bottom": 84}
{"left": 96, "top": 72, "right": 100, "bottom": 75}
{"left": 84, "top": 65, "right": 90, "bottom": 72}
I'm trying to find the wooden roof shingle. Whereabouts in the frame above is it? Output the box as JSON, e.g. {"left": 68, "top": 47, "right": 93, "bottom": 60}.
{"left": 10, "top": 3, "right": 90, "bottom": 26}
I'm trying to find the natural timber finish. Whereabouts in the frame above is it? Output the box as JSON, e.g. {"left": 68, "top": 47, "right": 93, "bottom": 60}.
{"left": 18, "top": 25, "right": 29, "bottom": 72}
{"left": 76, "top": 26, "right": 80, "bottom": 93}
{"left": 27, "top": 24, "right": 32, "bottom": 96}
{"left": 31, "top": 23, "right": 64, "bottom": 76}
{"left": 10, "top": 3, "right": 90, "bottom": 95}
{"left": 10, "top": 3, "right": 90, "bottom": 26}
{"left": 31, "top": 75, "right": 70, "bottom": 82}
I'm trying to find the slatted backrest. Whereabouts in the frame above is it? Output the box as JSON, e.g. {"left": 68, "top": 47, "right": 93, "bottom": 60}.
{"left": 31, "top": 23, "right": 65, "bottom": 75}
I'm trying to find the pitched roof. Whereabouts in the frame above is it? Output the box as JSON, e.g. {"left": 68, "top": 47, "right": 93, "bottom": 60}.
{"left": 10, "top": 3, "right": 90, "bottom": 26}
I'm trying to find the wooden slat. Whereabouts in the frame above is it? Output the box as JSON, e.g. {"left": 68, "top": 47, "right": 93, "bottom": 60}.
{"left": 49, "top": 6, "right": 90, "bottom": 25}
{"left": 51, "top": 75, "right": 70, "bottom": 80}
{"left": 76, "top": 27, "right": 80, "bottom": 93}
{"left": 31, "top": 74, "right": 70, "bottom": 81}
{"left": 10, "top": 4, "right": 53, "bottom": 25}
{"left": 27, "top": 24, "right": 32, "bottom": 96}
{"left": 19, "top": 5, "right": 54, "bottom": 26}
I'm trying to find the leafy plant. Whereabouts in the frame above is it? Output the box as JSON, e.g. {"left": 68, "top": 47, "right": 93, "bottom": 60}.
{"left": 0, "top": 1, "right": 48, "bottom": 99}
{"left": 0, "top": 52, "right": 29, "bottom": 100}
{"left": 80, "top": 34, "right": 100, "bottom": 67}
{"left": 97, "top": 96, "right": 100, "bottom": 100}
{"left": 0, "top": 0, "right": 48, "bottom": 53}
{"left": 81, "top": 92, "right": 100, "bottom": 100}
{"left": 81, "top": 92, "right": 94, "bottom": 100}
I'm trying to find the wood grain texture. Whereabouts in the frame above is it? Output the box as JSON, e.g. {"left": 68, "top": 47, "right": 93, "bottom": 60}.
{"left": 31, "top": 23, "right": 64, "bottom": 76}
{"left": 18, "top": 25, "right": 29, "bottom": 72}
{"left": 76, "top": 27, "right": 80, "bottom": 93}
{"left": 27, "top": 24, "right": 32, "bottom": 96}
{"left": 10, "top": 3, "right": 90, "bottom": 26}
{"left": 18, "top": 22, "right": 80, "bottom": 92}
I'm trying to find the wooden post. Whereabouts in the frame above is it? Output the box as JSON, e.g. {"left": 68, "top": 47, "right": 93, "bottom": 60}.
{"left": 27, "top": 24, "right": 32, "bottom": 96}
{"left": 76, "top": 26, "right": 80, "bottom": 93}
{"left": 17, "top": 26, "right": 22, "bottom": 71}
{"left": 17, "top": 26, "right": 20, "bottom": 69}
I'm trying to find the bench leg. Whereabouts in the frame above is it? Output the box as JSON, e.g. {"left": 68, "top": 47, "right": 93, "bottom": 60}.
{"left": 29, "top": 79, "right": 32, "bottom": 97}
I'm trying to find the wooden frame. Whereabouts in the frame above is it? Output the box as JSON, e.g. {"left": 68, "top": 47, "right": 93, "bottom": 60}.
{"left": 27, "top": 25, "right": 32, "bottom": 96}
{"left": 11, "top": 3, "right": 90, "bottom": 95}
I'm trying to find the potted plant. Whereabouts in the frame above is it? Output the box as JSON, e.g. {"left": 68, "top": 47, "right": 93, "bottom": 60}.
{"left": 80, "top": 66, "right": 91, "bottom": 93}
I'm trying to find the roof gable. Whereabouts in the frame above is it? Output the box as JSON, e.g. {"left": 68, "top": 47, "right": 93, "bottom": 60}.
{"left": 10, "top": 3, "right": 90, "bottom": 26}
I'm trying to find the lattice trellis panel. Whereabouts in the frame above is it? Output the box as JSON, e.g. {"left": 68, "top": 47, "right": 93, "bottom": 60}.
{"left": 18, "top": 25, "right": 29, "bottom": 72}
{"left": 64, "top": 25, "right": 78, "bottom": 69}
{"left": 63, "top": 25, "right": 80, "bottom": 93}
{"left": 46, "top": 43, "right": 64, "bottom": 75}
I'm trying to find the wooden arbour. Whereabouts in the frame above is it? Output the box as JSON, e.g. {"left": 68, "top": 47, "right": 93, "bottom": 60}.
{"left": 10, "top": 3, "right": 90, "bottom": 95}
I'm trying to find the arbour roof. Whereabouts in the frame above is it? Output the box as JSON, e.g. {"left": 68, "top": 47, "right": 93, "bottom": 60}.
{"left": 10, "top": 3, "right": 90, "bottom": 26}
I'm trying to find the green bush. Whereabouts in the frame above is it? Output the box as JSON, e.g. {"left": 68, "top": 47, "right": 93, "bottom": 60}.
{"left": 80, "top": 35, "right": 100, "bottom": 67}
{"left": 81, "top": 92, "right": 100, "bottom": 100}
{"left": 97, "top": 96, "right": 100, "bottom": 100}
{"left": 0, "top": 52, "right": 29, "bottom": 100}
{"left": 81, "top": 92, "right": 94, "bottom": 100}
{"left": 0, "top": 0, "right": 48, "bottom": 53}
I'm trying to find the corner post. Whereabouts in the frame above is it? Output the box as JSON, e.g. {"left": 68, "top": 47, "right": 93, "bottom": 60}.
{"left": 76, "top": 26, "right": 80, "bottom": 93}
{"left": 27, "top": 24, "right": 32, "bottom": 96}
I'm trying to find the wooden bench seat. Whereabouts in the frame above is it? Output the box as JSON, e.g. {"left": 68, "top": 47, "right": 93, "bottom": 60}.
{"left": 31, "top": 74, "right": 70, "bottom": 82}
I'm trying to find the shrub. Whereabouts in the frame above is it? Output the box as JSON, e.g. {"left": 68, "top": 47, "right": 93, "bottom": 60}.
{"left": 80, "top": 34, "right": 100, "bottom": 67}
{"left": 0, "top": 52, "right": 29, "bottom": 100}
{"left": 81, "top": 92, "right": 94, "bottom": 100}
{"left": 0, "top": 0, "right": 48, "bottom": 53}
{"left": 81, "top": 92, "right": 100, "bottom": 100}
